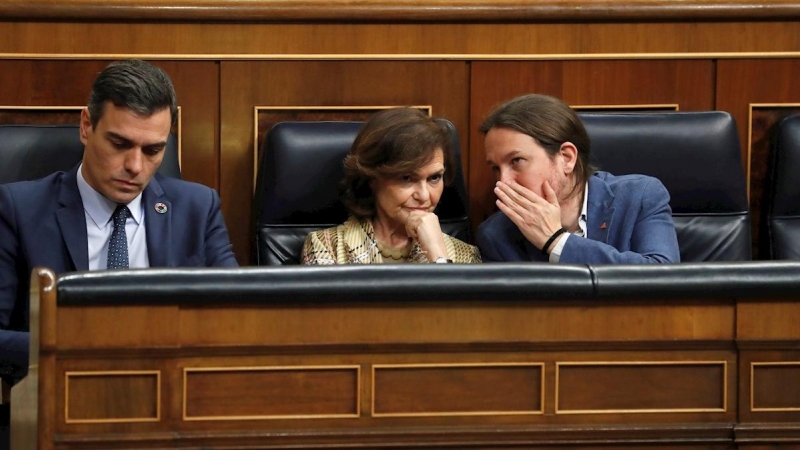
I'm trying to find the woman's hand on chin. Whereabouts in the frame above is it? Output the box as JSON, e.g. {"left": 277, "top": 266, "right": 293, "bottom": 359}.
{"left": 405, "top": 211, "right": 448, "bottom": 262}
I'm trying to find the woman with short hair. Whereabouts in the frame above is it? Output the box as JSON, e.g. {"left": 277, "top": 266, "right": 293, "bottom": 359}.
{"left": 302, "top": 108, "right": 481, "bottom": 264}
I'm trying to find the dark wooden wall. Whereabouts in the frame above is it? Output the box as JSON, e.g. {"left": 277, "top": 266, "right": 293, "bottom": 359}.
{"left": 2, "top": 1, "right": 800, "bottom": 263}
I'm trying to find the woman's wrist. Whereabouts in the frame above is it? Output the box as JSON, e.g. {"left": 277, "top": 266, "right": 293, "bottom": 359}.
{"left": 420, "top": 241, "right": 448, "bottom": 262}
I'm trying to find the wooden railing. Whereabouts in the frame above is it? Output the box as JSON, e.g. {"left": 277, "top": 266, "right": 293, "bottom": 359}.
{"left": 2, "top": 0, "right": 800, "bottom": 22}
{"left": 10, "top": 264, "right": 800, "bottom": 449}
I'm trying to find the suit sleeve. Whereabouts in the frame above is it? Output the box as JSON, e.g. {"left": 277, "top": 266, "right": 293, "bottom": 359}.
{"left": 475, "top": 222, "right": 502, "bottom": 262}
{"left": 0, "top": 186, "right": 29, "bottom": 381}
{"left": 203, "top": 189, "right": 238, "bottom": 267}
{"left": 559, "top": 178, "right": 680, "bottom": 264}
{"left": 0, "top": 330, "right": 29, "bottom": 381}
{"left": 0, "top": 186, "right": 21, "bottom": 329}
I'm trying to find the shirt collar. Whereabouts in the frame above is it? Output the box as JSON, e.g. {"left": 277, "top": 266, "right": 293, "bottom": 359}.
{"left": 576, "top": 182, "right": 589, "bottom": 237}
{"left": 76, "top": 163, "right": 144, "bottom": 230}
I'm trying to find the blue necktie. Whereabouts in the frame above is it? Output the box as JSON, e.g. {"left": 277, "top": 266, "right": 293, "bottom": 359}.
{"left": 107, "top": 205, "right": 130, "bottom": 269}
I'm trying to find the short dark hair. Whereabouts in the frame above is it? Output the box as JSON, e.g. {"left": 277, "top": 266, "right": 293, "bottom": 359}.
{"left": 341, "top": 108, "right": 454, "bottom": 219}
{"left": 87, "top": 59, "right": 178, "bottom": 128}
{"left": 480, "top": 94, "right": 595, "bottom": 198}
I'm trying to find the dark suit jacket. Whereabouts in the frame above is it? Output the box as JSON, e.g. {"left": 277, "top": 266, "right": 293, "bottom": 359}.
{"left": 0, "top": 166, "right": 238, "bottom": 381}
{"left": 476, "top": 171, "right": 680, "bottom": 264}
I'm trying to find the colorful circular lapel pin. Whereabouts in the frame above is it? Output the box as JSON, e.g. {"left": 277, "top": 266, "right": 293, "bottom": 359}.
{"left": 154, "top": 202, "right": 168, "bottom": 214}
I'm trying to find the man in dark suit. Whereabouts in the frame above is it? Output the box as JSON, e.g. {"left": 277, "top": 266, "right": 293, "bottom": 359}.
{"left": 476, "top": 94, "right": 680, "bottom": 264}
{"left": 0, "top": 59, "right": 238, "bottom": 383}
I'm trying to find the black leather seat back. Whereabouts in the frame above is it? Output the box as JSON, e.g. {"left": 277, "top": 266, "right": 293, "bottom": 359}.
{"left": 254, "top": 120, "right": 470, "bottom": 265}
{"left": 580, "top": 112, "right": 751, "bottom": 261}
{"left": 766, "top": 114, "right": 800, "bottom": 259}
{"left": 0, "top": 124, "right": 181, "bottom": 184}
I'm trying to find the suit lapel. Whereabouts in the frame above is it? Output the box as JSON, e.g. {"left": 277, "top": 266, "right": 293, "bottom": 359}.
{"left": 586, "top": 175, "right": 615, "bottom": 244}
{"left": 55, "top": 167, "right": 89, "bottom": 271}
{"left": 143, "top": 176, "right": 172, "bottom": 267}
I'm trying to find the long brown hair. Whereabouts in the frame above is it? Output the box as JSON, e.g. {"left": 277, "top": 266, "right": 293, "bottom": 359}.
{"left": 480, "top": 94, "right": 595, "bottom": 199}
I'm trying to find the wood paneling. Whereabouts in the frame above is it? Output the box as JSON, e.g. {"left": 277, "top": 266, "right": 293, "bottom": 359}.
{"left": 739, "top": 351, "right": 800, "bottom": 424}
{"left": 178, "top": 301, "right": 733, "bottom": 346}
{"left": 58, "top": 305, "right": 180, "bottom": 349}
{"left": 716, "top": 59, "right": 800, "bottom": 259}
{"left": 0, "top": 109, "right": 81, "bottom": 125}
{"left": 737, "top": 300, "right": 800, "bottom": 425}
{"left": 737, "top": 301, "right": 800, "bottom": 340}
{"left": 469, "top": 60, "right": 715, "bottom": 229}
{"left": 65, "top": 372, "right": 159, "bottom": 422}
{"left": 0, "top": 60, "right": 106, "bottom": 107}
{"left": 737, "top": 420, "right": 800, "bottom": 448}
{"left": 155, "top": 61, "right": 220, "bottom": 189}
{"left": 19, "top": 268, "right": 771, "bottom": 448}
{"left": 220, "top": 61, "right": 469, "bottom": 263}
{"left": 751, "top": 363, "right": 800, "bottom": 411}
{"left": 184, "top": 366, "right": 359, "bottom": 419}
{"left": 373, "top": 364, "right": 543, "bottom": 416}
{"left": 556, "top": 362, "right": 726, "bottom": 414}
{"left": 3, "top": 22, "right": 800, "bottom": 57}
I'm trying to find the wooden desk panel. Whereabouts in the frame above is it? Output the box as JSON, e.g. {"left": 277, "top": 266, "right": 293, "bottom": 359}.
{"left": 14, "top": 268, "right": 778, "bottom": 449}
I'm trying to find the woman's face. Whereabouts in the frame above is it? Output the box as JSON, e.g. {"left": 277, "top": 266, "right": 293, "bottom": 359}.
{"left": 371, "top": 149, "right": 445, "bottom": 229}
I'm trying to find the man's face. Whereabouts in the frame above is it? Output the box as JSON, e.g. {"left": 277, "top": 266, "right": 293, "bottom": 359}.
{"left": 484, "top": 127, "right": 571, "bottom": 201}
{"left": 79, "top": 101, "right": 171, "bottom": 204}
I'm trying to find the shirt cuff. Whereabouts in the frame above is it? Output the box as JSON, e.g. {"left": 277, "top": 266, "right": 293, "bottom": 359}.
{"left": 548, "top": 233, "right": 570, "bottom": 263}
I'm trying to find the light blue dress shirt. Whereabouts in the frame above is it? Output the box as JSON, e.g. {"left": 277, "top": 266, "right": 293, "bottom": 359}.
{"left": 76, "top": 163, "right": 149, "bottom": 270}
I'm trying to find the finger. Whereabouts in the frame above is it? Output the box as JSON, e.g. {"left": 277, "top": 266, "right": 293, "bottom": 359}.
{"left": 502, "top": 180, "right": 545, "bottom": 205}
{"left": 495, "top": 182, "right": 531, "bottom": 209}
{"left": 414, "top": 214, "right": 439, "bottom": 242}
{"left": 496, "top": 183, "right": 543, "bottom": 219}
{"left": 494, "top": 184, "right": 523, "bottom": 211}
{"left": 496, "top": 198, "right": 525, "bottom": 225}
{"left": 542, "top": 180, "right": 559, "bottom": 205}
{"left": 405, "top": 219, "right": 418, "bottom": 239}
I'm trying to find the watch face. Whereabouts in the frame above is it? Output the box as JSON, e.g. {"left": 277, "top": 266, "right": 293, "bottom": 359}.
{"left": 435, "top": 257, "right": 453, "bottom": 264}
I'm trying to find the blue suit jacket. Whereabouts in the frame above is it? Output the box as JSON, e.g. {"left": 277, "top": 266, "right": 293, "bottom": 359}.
{"left": 476, "top": 171, "right": 680, "bottom": 264}
{"left": 0, "top": 166, "right": 238, "bottom": 381}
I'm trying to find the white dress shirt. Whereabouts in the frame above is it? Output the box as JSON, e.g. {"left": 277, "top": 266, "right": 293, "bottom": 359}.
{"left": 549, "top": 182, "right": 589, "bottom": 263}
{"left": 76, "top": 164, "right": 150, "bottom": 270}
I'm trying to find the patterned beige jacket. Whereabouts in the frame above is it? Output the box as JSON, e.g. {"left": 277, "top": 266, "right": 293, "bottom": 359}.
{"left": 302, "top": 216, "right": 481, "bottom": 264}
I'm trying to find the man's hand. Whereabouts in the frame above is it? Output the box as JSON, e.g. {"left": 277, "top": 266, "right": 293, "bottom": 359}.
{"left": 495, "top": 180, "right": 562, "bottom": 251}
{"left": 405, "top": 211, "right": 449, "bottom": 261}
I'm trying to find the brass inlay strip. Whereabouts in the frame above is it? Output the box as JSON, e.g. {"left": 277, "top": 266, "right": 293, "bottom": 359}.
{"left": 0, "top": 106, "right": 84, "bottom": 110}
{"left": 64, "top": 370, "right": 161, "bottom": 424}
{"left": 252, "top": 105, "right": 432, "bottom": 189}
{"left": 747, "top": 103, "right": 800, "bottom": 201}
{"left": 372, "top": 362, "right": 545, "bottom": 418}
{"left": 572, "top": 104, "right": 680, "bottom": 111}
{"left": 182, "top": 365, "right": 361, "bottom": 421}
{"left": 555, "top": 360, "right": 728, "bottom": 414}
{"left": 750, "top": 361, "right": 800, "bottom": 412}
{"left": 5, "top": 52, "right": 800, "bottom": 61}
